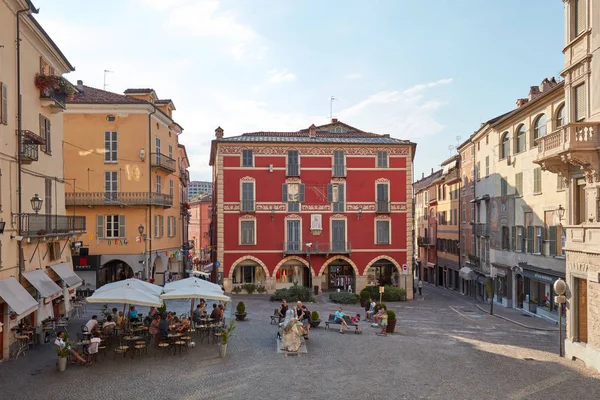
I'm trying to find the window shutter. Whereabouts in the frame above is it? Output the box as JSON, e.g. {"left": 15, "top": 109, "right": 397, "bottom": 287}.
{"left": 96, "top": 215, "right": 104, "bottom": 238}
{"left": 118, "top": 215, "right": 126, "bottom": 238}
{"left": 526, "top": 226, "right": 534, "bottom": 253}
{"left": 338, "top": 183, "right": 345, "bottom": 204}
{"left": 299, "top": 183, "right": 305, "bottom": 202}
{"left": 154, "top": 215, "right": 159, "bottom": 237}
{"left": 575, "top": 84, "right": 586, "bottom": 121}
{"left": 39, "top": 115, "right": 46, "bottom": 152}
{"left": 1, "top": 82, "right": 7, "bottom": 125}
{"left": 327, "top": 184, "right": 332, "bottom": 202}
{"left": 167, "top": 217, "right": 172, "bottom": 237}
{"left": 511, "top": 226, "right": 516, "bottom": 250}
{"left": 384, "top": 221, "right": 390, "bottom": 243}
{"left": 39, "top": 56, "right": 44, "bottom": 74}
{"left": 549, "top": 225, "right": 557, "bottom": 256}
{"left": 282, "top": 184, "right": 288, "bottom": 203}
{"left": 173, "top": 217, "right": 177, "bottom": 236}
{"left": 46, "top": 118, "right": 51, "bottom": 153}
{"left": 160, "top": 216, "right": 164, "bottom": 237}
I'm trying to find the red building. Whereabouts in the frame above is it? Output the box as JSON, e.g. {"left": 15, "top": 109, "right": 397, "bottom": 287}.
{"left": 188, "top": 193, "right": 212, "bottom": 268}
{"left": 209, "top": 120, "right": 416, "bottom": 296}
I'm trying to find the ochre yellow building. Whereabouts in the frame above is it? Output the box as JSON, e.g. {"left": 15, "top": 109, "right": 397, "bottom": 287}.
{"left": 64, "top": 84, "right": 189, "bottom": 287}
{"left": 1, "top": 0, "right": 84, "bottom": 360}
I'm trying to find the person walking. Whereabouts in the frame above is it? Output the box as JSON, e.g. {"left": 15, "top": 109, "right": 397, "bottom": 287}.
{"left": 418, "top": 279, "right": 423, "bottom": 296}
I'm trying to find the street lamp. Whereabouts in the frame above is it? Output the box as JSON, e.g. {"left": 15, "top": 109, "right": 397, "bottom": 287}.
{"left": 306, "top": 242, "right": 314, "bottom": 293}
{"left": 30, "top": 194, "right": 43, "bottom": 213}
{"left": 138, "top": 224, "right": 144, "bottom": 236}
{"left": 554, "top": 278, "right": 567, "bottom": 357}
{"left": 557, "top": 205, "right": 566, "bottom": 224}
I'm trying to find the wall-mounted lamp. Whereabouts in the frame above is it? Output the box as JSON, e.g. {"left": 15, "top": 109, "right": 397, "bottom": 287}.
{"left": 557, "top": 204, "right": 566, "bottom": 225}
{"left": 271, "top": 206, "right": 275, "bottom": 221}
{"left": 357, "top": 206, "right": 363, "bottom": 220}
{"left": 30, "top": 194, "right": 43, "bottom": 214}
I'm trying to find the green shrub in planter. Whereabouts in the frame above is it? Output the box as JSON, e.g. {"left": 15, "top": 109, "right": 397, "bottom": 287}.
{"left": 236, "top": 302, "right": 246, "bottom": 314}
{"left": 232, "top": 286, "right": 242, "bottom": 294}
{"left": 329, "top": 292, "right": 359, "bottom": 304}
{"left": 270, "top": 283, "right": 313, "bottom": 302}
{"left": 311, "top": 311, "right": 319, "bottom": 321}
{"left": 386, "top": 309, "right": 396, "bottom": 321}
{"left": 256, "top": 285, "right": 266, "bottom": 294}
{"left": 244, "top": 284, "right": 256, "bottom": 294}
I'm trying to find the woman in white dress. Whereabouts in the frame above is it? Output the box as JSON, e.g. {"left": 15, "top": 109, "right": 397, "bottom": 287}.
{"left": 280, "top": 309, "right": 302, "bottom": 352}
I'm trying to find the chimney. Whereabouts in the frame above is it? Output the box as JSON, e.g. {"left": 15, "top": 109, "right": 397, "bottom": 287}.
{"left": 308, "top": 124, "right": 317, "bottom": 138}
{"left": 331, "top": 118, "right": 338, "bottom": 123}
{"left": 431, "top": 168, "right": 434, "bottom": 174}
{"left": 516, "top": 98, "right": 529, "bottom": 108}
{"left": 422, "top": 172, "right": 425, "bottom": 179}
{"left": 528, "top": 86, "right": 540, "bottom": 100}
{"left": 77, "top": 80, "right": 84, "bottom": 93}
{"left": 215, "top": 126, "right": 224, "bottom": 139}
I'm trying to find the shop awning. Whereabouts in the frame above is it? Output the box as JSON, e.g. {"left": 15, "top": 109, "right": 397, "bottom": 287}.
{"left": 522, "top": 269, "right": 562, "bottom": 285}
{"left": 50, "top": 263, "right": 83, "bottom": 288}
{"left": 491, "top": 262, "right": 511, "bottom": 277}
{"left": 204, "top": 263, "right": 213, "bottom": 273}
{"left": 0, "top": 277, "right": 39, "bottom": 316}
{"left": 476, "top": 275, "right": 488, "bottom": 285}
{"left": 459, "top": 267, "right": 476, "bottom": 280}
{"left": 23, "top": 270, "right": 62, "bottom": 298}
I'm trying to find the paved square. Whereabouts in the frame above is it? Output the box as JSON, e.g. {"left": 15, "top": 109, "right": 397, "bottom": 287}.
{"left": 1, "top": 285, "right": 599, "bottom": 400}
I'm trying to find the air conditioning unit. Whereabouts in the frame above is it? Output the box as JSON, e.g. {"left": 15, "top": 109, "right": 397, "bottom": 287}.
{"left": 140, "top": 149, "right": 146, "bottom": 161}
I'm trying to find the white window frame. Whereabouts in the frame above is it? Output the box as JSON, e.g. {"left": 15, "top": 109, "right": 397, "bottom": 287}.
{"left": 240, "top": 179, "right": 256, "bottom": 212}
{"left": 239, "top": 217, "right": 256, "bottom": 245}
{"left": 105, "top": 214, "right": 125, "bottom": 238}
{"left": 376, "top": 151, "right": 388, "bottom": 168}
{"left": 104, "top": 131, "right": 118, "bottom": 163}
{"left": 156, "top": 175, "right": 162, "bottom": 193}
{"left": 242, "top": 149, "right": 254, "bottom": 167}
{"left": 375, "top": 219, "right": 391, "bottom": 245}
{"left": 169, "top": 179, "right": 174, "bottom": 197}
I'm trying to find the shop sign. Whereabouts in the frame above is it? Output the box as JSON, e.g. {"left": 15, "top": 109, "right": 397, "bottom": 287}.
{"left": 523, "top": 269, "right": 558, "bottom": 284}
{"left": 402, "top": 264, "right": 409, "bottom": 275}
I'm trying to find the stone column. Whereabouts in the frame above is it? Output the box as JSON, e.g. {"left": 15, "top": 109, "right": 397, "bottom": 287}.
{"left": 355, "top": 275, "right": 367, "bottom": 294}
{"left": 311, "top": 275, "right": 319, "bottom": 295}
{"left": 2, "top": 303, "right": 9, "bottom": 360}
{"left": 267, "top": 276, "right": 276, "bottom": 294}
{"left": 223, "top": 277, "right": 232, "bottom": 293}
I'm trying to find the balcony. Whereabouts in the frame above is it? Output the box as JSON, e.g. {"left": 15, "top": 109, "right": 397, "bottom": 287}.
{"left": 282, "top": 241, "right": 352, "bottom": 256}
{"left": 179, "top": 169, "right": 189, "bottom": 186}
{"left": 40, "top": 88, "right": 67, "bottom": 112}
{"left": 65, "top": 192, "right": 173, "bottom": 207}
{"left": 332, "top": 164, "right": 346, "bottom": 177}
{"left": 20, "top": 213, "right": 86, "bottom": 237}
{"left": 376, "top": 200, "right": 390, "bottom": 213}
{"left": 535, "top": 122, "right": 600, "bottom": 177}
{"left": 286, "top": 163, "right": 300, "bottom": 177}
{"left": 151, "top": 153, "right": 176, "bottom": 173}
{"left": 417, "top": 236, "right": 433, "bottom": 248}
{"left": 20, "top": 130, "right": 45, "bottom": 164}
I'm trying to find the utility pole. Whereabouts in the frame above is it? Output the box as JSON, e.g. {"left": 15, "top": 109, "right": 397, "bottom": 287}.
{"left": 103, "top": 69, "right": 113, "bottom": 90}
{"left": 329, "top": 96, "right": 336, "bottom": 121}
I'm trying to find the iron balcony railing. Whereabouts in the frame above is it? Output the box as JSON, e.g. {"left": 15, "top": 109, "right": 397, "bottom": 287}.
{"left": 282, "top": 241, "right": 352, "bottom": 255}
{"left": 21, "top": 213, "right": 86, "bottom": 237}
{"left": 475, "top": 222, "right": 490, "bottom": 237}
{"left": 65, "top": 192, "right": 173, "bottom": 207}
{"left": 332, "top": 164, "right": 346, "bottom": 177}
{"left": 151, "top": 153, "right": 176, "bottom": 173}
{"left": 417, "top": 236, "right": 433, "bottom": 247}
{"left": 286, "top": 163, "right": 300, "bottom": 177}
{"left": 40, "top": 88, "right": 67, "bottom": 110}
{"left": 376, "top": 200, "right": 390, "bottom": 213}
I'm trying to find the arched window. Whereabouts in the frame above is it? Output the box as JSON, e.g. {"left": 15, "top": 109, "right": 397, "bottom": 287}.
{"left": 533, "top": 114, "right": 547, "bottom": 142}
{"left": 516, "top": 125, "right": 526, "bottom": 153}
{"left": 556, "top": 104, "right": 565, "bottom": 128}
{"left": 501, "top": 132, "right": 510, "bottom": 159}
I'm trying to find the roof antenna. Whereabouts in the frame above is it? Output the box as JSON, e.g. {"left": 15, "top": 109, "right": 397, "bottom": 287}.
{"left": 103, "top": 69, "right": 113, "bottom": 90}
{"left": 330, "top": 96, "right": 336, "bottom": 121}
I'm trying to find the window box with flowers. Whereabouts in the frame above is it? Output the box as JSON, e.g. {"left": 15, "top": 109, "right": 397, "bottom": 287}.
{"left": 35, "top": 74, "right": 75, "bottom": 110}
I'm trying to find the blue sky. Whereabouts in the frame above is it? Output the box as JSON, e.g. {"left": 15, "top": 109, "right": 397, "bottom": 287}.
{"left": 35, "top": 0, "right": 565, "bottom": 181}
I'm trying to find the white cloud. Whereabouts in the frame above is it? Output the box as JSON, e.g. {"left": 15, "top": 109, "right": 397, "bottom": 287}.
{"left": 267, "top": 68, "right": 296, "bottom": 84}
{"left": 402, "top": 78, "right": 453, "bottom": 97}
{"left": 344, "top": 73, "right": 362, "bottom": 80}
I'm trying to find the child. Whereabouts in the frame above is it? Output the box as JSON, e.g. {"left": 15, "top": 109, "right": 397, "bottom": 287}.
{"left": 351, "top": 314, "right": 361, "bottom": 333}
{"left": 376, "top": 311, "right": 388, "bottom": 336}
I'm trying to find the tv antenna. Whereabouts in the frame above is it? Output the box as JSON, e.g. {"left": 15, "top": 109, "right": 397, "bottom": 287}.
{"left": 329, "top": 96, "right": 336, "bottom": 121}
{"left": 103, "top": 69, "right": 113, "bottom": 90}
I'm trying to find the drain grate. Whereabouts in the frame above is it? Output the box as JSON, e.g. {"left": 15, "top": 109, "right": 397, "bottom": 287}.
{"left": 523, "top": 357, "right": 535, "bottom": 361}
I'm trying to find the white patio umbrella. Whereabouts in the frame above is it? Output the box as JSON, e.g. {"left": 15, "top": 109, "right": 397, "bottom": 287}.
{"left": 86, "top": 284, "right": 162, "bottom": 307}
{"left": 94, "top": 278, "right": 163, "bottom": 296}
{"left": 164, "top": 277, "right": 223, "bottom": 294}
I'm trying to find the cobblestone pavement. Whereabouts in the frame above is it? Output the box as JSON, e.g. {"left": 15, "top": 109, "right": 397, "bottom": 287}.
{"left": 1, "top": 288, "right": 599, "bottom": 400}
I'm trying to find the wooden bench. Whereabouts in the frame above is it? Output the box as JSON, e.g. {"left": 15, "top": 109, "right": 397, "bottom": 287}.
{"left": 324, "top": 314, "right": 360, "bottom": 333}
{"left": 270, "top": 309, "right": 283, "bottom": 325}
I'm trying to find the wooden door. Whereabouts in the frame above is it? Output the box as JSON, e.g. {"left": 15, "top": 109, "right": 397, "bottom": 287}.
{"left": 578, "top": 278, "right": 588, "bottom": 343}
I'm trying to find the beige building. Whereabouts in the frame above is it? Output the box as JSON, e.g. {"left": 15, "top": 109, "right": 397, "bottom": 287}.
{"left": 534, "top": 0, "right": 600, "bottom": 371}
{"left": 0, "top": 0, "right": 84, "bottom": 360}
{"left": 64, "top": 85, "right": 189, "bottom": 287}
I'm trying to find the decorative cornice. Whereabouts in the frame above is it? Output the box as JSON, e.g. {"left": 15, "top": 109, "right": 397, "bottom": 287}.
{"left": 284, "top": 214, "right": 302, "bottom": 220}
{"left": 330, "top": 214, "right": 347, "bottom": 220}
{"left": 239, "top": 214, "right": 256, "bottom": 220}
{"left": 219, "top": 145, "right": 410, "bottom": 156}
{"left": 240, "top": 176, "right": 255, "bottom": 182}
{"left": 376, "top": 177, "right": 390, "bottom": 183}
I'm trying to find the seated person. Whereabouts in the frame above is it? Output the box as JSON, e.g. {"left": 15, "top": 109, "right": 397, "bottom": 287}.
{"left": 156, "top": 315, "right": 169, "bottom": 344}
{"left": 55, "top": 332, "right": 92, "bottom": 366}
{"left": 101, "top": 315, "right": 116, "bottom": 335}
{"left": 365, "top": 299, "right": 376, "bottom": 321}
{"left": 145, "top": 306, "right": 158, "bottom": 325}
{"left": 85, "top": 315, "right": 99, "bottom": 334}
{"left": 85, "top": 332, "right": 102, "bottom": 357}
{"left": 193, "top": 304, "right": 203, "bottom": 323}
{"left": 218, "top": 304, "right": 225, "bottom": 323}
{"left": 300, "top": 305, "right": 311, "bottom": 339}
{"left": 128, "top": 306, "right": 139, "bottom": 322}
{"left": 373, "top": 307, "right": 385, "bottom": 326}
{"left": 170, "top": 317, "right": 181, "bottom": 331}
{"left": 209, "top": 304, "right": 219, "bottom": 321}
{"left": 334, "top": 307, "right": 350, "bottom": 334}
{"left": 166, "top": 312, "right": 173, "bottom": 324}
{"left": 116, "top": 311, "right": 125, "bottom": 330}
{"left": 177, "top": 317, "right": 190, "bottom": 333}
{"left": 149, "top": 315, "right": 161, "bottom": 336}
{"left": 351, "top": 314, "right": 361, "bottom": 331}
{"left": 278, "top": 300, "right": 288, "bottom": 320}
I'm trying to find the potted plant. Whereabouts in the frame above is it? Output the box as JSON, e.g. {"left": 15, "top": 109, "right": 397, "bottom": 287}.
{"left": 530, "top": 296, "right": 538, "bottom": 313}
{"left": 235, "top": 302, "right": 247, "bottom": 321}
{"left": 219, "top": 322, "right": 235, "bottom": 358}
{"left": 56, "top": 333, "right": 72, "bottom": 372}
{"left": 386, "top": 310, "right": 397, "bottom": 334}
{"left": 310, "top": 311, "right": 321, "bottom": 328}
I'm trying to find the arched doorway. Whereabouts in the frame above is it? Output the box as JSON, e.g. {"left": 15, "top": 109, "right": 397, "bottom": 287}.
{"left": 273, "top": 256, "right": 311, "bottom": 289}
{"left": 365, "top": 257, "right": 401, "bottom": 287}
{"left": 98, "top": 259, "right": 134, "bottom": 287}
{"left": 230, "top": 258, "right": 268, "bottom": 287}
{"left": 319, "top": 256, "right": 358, "bottom": 293}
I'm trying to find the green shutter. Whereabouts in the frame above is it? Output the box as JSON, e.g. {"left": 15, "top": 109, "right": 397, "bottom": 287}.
{"left": 549, "top": 225, "right": 557, "bottom": 256}
{"left": 526, "top": 226, "right": 533, "bottom": 253}
{"left": 96, "top": 215, "right": 104, "bottom": 238}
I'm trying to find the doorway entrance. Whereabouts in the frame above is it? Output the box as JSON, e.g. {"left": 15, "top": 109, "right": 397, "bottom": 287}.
{"left": 575, "top": 278, "right": 588, "bottom": 343}
{"left": 325, "top": 262, "right": 355, "bottom": 292}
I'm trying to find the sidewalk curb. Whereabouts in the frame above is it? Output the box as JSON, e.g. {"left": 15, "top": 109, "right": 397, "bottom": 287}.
{"left": 474, "top": 304, "right": 560, "bottom": 332}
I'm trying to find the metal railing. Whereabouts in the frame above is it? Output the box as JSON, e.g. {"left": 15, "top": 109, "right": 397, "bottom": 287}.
{"left": 40, "top": 88, "right": 67, "bottom": 109}
{"left": 282, "top": 241, "right": 352, "bottom": 255}
{"left": 474, "top": 222, "right": 490, "bottom": 237}
{"left": 376, "top": 200, "right": 390, "bottom": 213}
{"left": 65, "top": 192, "right": 173, "bottom": 207}
{"left": 20, "top": 141, "right": 39, "bottom": 163}
{"left": 151, "top": 153, "right": 176, "bottom": 172}
{"left": 332, "top": 164, "right": 346, "bottom": 177}
{"left": 20, "top": 213, "right": 86, "bottom": 237}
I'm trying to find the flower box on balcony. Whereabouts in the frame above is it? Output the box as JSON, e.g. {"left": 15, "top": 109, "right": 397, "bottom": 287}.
{"left": 35, "top": 74, "right": 75, "bottom": 101}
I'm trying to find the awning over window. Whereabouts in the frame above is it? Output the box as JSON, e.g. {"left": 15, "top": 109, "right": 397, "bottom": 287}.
{"left": 0, "top": 277, "right": 38, "bottom": 316}
{"left": 204, "top": 263, "right": 213, "bottom": 273}
{"left": 459, "top": 267, "right": 477, "bottom": 280}
{"left": 23, "top": 270, "right": 62, "bottom": 298}
{"left": 50, "top": 263, "right": 83, "bottom": 288}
